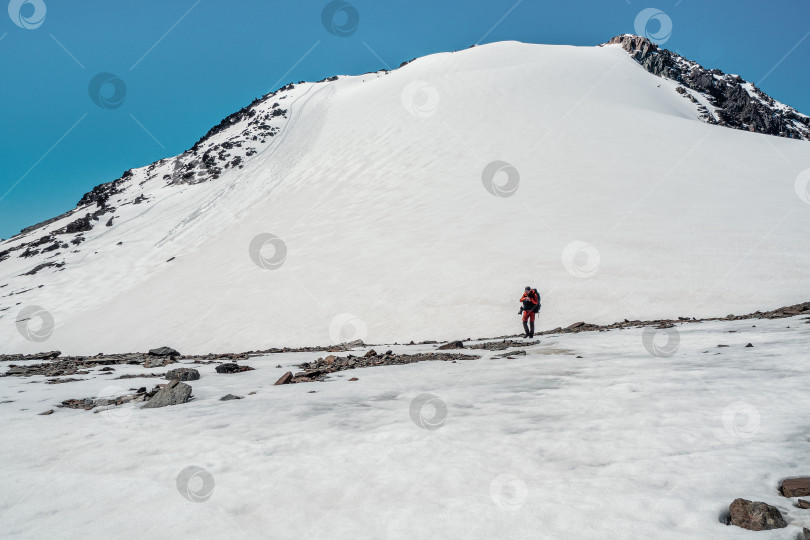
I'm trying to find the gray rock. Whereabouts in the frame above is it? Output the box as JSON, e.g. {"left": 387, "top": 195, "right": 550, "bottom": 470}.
{"left": 142, "top": 380, "right": 192, "bottom": 409}
{"left": 727, "top": 498, "right": 787, "bottom": 531}
{"left": 144, "top": 357, "right": 171, "bottom": 368}
{"left": 148, "top": 346, "right": 180, "bottom": 357}
{"left": 165, "top": 368, "right": 200, "bottom": 381}
{"left": 220, "top": 394, "right": 243, "bottom": 401}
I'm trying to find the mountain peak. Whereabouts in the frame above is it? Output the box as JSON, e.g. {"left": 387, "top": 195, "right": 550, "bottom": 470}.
{"left": 603, "top": 34, "right": 810, "bottom": 140}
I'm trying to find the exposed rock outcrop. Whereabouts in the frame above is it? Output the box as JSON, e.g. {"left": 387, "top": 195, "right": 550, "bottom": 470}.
{"left": 605, "top": 34, "right": 810, "bottom": 141}
{"left": 142, "top": 380, "right": 192, "bottom": 408}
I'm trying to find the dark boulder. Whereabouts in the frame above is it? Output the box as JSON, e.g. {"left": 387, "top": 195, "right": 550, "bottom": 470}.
{"left": 215, "top": 363, "right": 254, "bottom": 374}
{"left": 142, "top": 380, "right": 192, "bottom": 409}
{"left": 148, "top": 346, "right": 180, "bottom": 357}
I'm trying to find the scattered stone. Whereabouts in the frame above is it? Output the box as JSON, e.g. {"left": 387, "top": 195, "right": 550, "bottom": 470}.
{"left": 46, "top": 377, "right": 83, "bottom": 384}
{"left": 781, "top": 478, "right": 810, "bottom": 498}
{"left": 726, "top": 498, "right": 787, "bottom": 530}
{"left": 493, "top": 350, "right": 527, "bottom": 359}
{"left": 116, "top": 372, "right": 164, "bottom": 379}
{"left": 39, "top": 409, "right": 54, "bottom": 415}
{"left": 289, "top": 351, "right": 478, "bottom": 385}
{"left": 802, "top": 527, "right": 810, "bottom": 540}
{"left": 60, "top": 398, "right": 98, "bottom": 410}
{"left": 144, "top": 357, "right": 172, "bottom": 368}
{"left": 717, "top": 344, "right": 729, "bottom": 348}
{"left": 364, "top": 349, "right": 378, "bottom": 357}
{"left": 745, "top": 343, "right": 754, "bottom": 348}
{"left": 274, "top": 372, "right": 293, "bottom": 385}
{"left": 142, "top": 380, "right": 192, "bottom": 409}
{"left": 567, "top": 322, "right": 586, "bottom": 330}
{"left": 148, "top": 346, "right": 180, "bottom": 357}
{"left": 216, "top": 363, "right": 255, "bottom": 374}
{"left": 99, "top": 366, "right": 115, "bottom": 372}
{"left": 437, "top": 340, "right": 465, "bottom": 350}
{"left": 796, "top": 499, "right": 810, "bottom": 509}
{"left": 469, "top": 340, "right": 531, "bottom": 351}
{"left": 248, "top": 391, "right": 257, "bottom": 395}
{"left": 165, "top": 368, "right": 200, "bottom": 381}
{"left": 348, "top": 377, "right": 358, "bottom": 381}
{"left": 324, "top": 355, "right": 336, "bottom": 365}
{"left": 220, "top": 394, "right": 243, "bottom": 401}
{"left": 0, "top": 351, "right": 61, "bottom": 362}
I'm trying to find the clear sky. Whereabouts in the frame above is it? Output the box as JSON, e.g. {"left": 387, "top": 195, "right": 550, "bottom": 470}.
{"left": 2, "top": 0, "right": 809, "bottom": 239}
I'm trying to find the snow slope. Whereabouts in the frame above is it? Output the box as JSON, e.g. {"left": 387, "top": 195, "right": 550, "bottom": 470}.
{"left": 2, "top": 317, "right": 810, "bottom": 538}
{"left": 2, "top": 40, "right": 810, "bottom": 354}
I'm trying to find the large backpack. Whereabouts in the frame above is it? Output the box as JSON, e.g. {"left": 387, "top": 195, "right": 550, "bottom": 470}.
{"left": 531, "top": 289, "right": 541, "bottom": 313}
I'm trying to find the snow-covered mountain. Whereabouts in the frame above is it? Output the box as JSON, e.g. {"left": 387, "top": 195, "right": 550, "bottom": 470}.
{"left": 2, "top": 36, "right": 810, "bottom": 354}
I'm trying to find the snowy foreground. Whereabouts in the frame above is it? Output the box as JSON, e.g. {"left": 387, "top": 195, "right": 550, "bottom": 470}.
{"left": 2, "top": 315, "right": 809, "bottom": 539}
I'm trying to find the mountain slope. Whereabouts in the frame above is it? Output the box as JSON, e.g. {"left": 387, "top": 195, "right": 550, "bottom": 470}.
{"left": 2, "top": 38, "right": 810, "bottom": 354}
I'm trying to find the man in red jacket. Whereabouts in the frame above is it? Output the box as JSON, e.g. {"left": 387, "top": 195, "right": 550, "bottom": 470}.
{"left": 520, "top": 286, "right": 540, "bottom": 338}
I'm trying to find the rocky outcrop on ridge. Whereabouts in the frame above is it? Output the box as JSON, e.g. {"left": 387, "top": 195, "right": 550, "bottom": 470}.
{"left": 605, "top": 34, "right": 810, "bottom": 141}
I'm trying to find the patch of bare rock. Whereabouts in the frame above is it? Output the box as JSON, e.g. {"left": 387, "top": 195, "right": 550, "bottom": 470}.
{"left": 275, "top": 350, "right": 478, "bottom": 385}
{"left": 726, "top": 476, "right": 810, "bottom": 532}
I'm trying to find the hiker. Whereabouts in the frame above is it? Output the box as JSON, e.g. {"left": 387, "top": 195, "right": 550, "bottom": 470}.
{"left": 519, "top": 286, "right": 540, "bottom": 338}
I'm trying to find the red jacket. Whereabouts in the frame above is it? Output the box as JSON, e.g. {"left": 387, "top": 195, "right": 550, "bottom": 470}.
{"left": 520, "top": 289, "right": 539, "bottom": 308}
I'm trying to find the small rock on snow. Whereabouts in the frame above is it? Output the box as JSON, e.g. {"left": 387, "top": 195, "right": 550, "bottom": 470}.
{"left": 274, "top": 372, "right": 293, "bottom": 385}
{"left": 781, "top": 477, "right": 810, "bottom": 498}
{"left": 215, "top": 363, "right": 254, "bottom": 374}
{"left": 165, "top": 368, "right": 200, "bottom": 381}
{"left": 726, "top": 498, "right": 787, "bottom": 531}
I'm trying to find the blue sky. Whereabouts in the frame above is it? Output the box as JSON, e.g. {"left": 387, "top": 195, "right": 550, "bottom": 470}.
{"left": 1, "top": 0, "right": 809, "bottom": 239}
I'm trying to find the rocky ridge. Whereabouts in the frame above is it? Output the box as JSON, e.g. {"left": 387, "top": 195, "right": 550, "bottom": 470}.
{"left": 605, "top": 34, "right": 810, "bottom": 140}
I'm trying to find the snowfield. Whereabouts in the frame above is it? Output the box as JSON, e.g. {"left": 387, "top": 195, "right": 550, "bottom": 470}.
{"left": 1, "top": 40, "right": 810, "bottom": 354}
{"left": 1, "top": 316, "right": 810, "bottom": 539}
